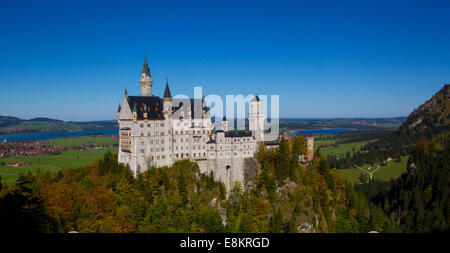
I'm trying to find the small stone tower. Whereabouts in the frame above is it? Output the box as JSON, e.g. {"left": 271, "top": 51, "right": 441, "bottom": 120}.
{"left": 163, "top": 79, "right": 172, "bottom": 116}
{"left": 140, "top": 56, "right": 153, "bottom": 96}
{"left": 249, "top": 95, "right": 265, "bottom": 142}
{"left": 222, "top": 116, "right": 228, "bottom": 131}
{"left": 306, "top": 136, "right": 314, "bottom": 162}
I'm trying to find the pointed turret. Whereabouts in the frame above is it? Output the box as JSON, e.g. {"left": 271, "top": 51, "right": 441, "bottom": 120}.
{"left": 117, "top": 104, "right": 121, "bottom": 112}
{"left": 142, "top": 56, "right": 151, "bottom": 77}
{"left": 222, "top": 116, "right": 228, "bottom": 131}
{"left": 164, "top": 78, "right": 172, "bottom": 99}
{"left": 163, "top": 78, "right": 173, "bottom": 116}
{"left": 140, "top": 56, "right": 153, "bottom": 96}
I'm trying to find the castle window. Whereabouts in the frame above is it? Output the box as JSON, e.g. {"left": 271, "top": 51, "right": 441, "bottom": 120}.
{"left": 162, "top": 155, "right": 165, "bottom": 159}
{"left": 161, "top": 123, "right": 164, "bottom": 127}
{"left": 141, "top": 133, "right": 144, "bottom": 136}
{"left": 140, "top": 124, "right": 143, "bottom": 128}
{"left": 147, "top": 124, "right": 150, "bottom": 127}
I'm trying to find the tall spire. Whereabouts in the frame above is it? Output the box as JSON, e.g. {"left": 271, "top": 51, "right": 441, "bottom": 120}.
{"left": 164, "top": 78, "right": 172, "bottom": 98}
{"left": 142, "top": 56, "right": 151, "bottom": 77}
{"left": 140, "top": 56, "right": 153, "bottom": 96}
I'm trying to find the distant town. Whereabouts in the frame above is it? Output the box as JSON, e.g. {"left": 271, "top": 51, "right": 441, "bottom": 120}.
{"left": 0, "top": 136, "right": 118, "bottom": 167}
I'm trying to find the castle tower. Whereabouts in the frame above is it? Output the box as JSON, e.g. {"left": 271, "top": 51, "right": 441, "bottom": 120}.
{"left": 306, "top": 136, "right": 314, "bottom": 162}
{"left": 163, "top": 78, "right": 172, "bottom": 116}
{"left": 222, "top": 116, "right": 228, "bottom": 131}
{"left": 249, "top": 95, "right": 265, "bottom": 142}
{"left": 140, "top": 56, "right": 153, "bottom": 96}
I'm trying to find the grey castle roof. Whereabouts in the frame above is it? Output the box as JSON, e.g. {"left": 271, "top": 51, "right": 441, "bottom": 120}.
{"left": 125, "top": 96, "right": 210, "bottom": 120}
{"left": 127, "top": 96, "right": 165, "bottom": 120}
{"left": 225, "top": 130, "right": 252, "bottom": 138}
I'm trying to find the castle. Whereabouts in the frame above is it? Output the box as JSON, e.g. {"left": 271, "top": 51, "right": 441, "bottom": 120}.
{"left": 117, "top": 57, "right": 267, "bottom": 192}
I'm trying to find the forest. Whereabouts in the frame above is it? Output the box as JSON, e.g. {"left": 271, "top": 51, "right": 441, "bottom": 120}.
{"left": 355, "top": 132, "right": 449, "bottom": 232}
{"left": 0, "top": 136, "right": 396, "bottom": 233}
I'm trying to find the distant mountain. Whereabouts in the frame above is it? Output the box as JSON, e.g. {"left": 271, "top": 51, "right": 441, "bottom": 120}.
{"left": 0, "top": 116, "right": 24, "bottom": 128}
{"left": 356, "top": 85, "right": 450, "bottom": 232}
{"left": 399, "top": 84, "right": 449, "bottom": 136}
{"left": 28, "top": 117, "right": 64, "bottom": 123}
{"left": 366, "top": 84, "right": 450, "bottom": 149}
{"left": 0, "top": 116, "right": 118, "bottom": 135}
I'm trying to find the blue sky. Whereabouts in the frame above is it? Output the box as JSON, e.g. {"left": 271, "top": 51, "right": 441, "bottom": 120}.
{"left": 0, "top": 0, "right": 449, "bottom": 121}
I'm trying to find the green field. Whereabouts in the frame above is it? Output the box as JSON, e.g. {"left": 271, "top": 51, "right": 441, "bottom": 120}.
{"left": 314, "top": 137, "right": 341, "bottom": 147}
{"left": 0, "top": 136, "right": 119, "bottom": 186}
{"left": 337, "top": 155, "right": 409, "bottom": 184}
{"left": 45, "top": 135, "right": 118, "bottom": 147}
{"left": 319, "top": 140, "right": 371, "bottom": 157}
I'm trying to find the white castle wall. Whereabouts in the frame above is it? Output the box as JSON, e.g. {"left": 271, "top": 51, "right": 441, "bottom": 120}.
{"left": 118, "top": 62, "right": 264, "bottom": 192}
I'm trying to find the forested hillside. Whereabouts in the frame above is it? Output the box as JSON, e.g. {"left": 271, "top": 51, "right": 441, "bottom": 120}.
{"left": 0, "top": 136, "right": 396, "bottom": 233}
{"left": 328, "top": 84, "right": 450, "bottom": 170}
{"left": 356, "top": 132, "right": 449, "bottom": 232}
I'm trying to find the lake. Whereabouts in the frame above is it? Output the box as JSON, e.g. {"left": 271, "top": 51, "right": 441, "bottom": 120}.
{"left": 0, "top": 129, "right": 119, "bottom": 142}
{"left": 295, "top": 128, "right": 373, "bottom": 135}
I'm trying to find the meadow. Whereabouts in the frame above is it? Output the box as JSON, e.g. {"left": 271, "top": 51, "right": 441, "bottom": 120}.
{"left": 45, "top": 135, "right": 118, "bottom": 147}
{"left": 315, "top": 136, "right": 372, "bottom": 157}
{"left": 0, "top": 136, "right": 118, "bottom": 186}
{"left": 336, "top": 155, "right": 408, "bottom": 184}
{"left": 315, "top": 135, "right": 408, "bottom": 183}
